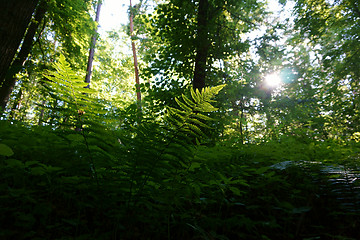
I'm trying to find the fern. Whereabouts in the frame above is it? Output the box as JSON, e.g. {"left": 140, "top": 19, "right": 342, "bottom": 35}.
{"left": 41, "top": 55, "right": 118, "bottom": 184}
{"left": 126, "top": 84, "right": 226, "bottom": 208}
{"left": 42, "top": 55, "right": 106, "bottom": 128}
{"left": 41, "top": 54, "right": 226, "bottom": 216}
{"left": 167, "top": 85, "right": 225, "bottom": 137}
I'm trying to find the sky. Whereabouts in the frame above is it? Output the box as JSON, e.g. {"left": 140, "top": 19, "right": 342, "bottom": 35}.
{"left": 98, "top": 0, "right": 141, "bottom": 34}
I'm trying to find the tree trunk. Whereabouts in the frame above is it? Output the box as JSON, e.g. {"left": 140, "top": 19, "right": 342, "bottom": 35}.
{"left": 0, "top": 0, "right": 47, "bottom": 110}
{"left": 239, "top": 101, "right": 244, "bottom": 145}
{"left": 130, "top": 0, "right": 142, "bottom": 106}
{"left": 85, "top": 0, "right": 102, "bottom": 86}
{"left": 9, "top": 88, "right": 23, "bottom": 120}
{"left": 0, "top": 0, "right": 39, "bottom": 100}
{"left": 192, "top": 0, "right": 209, "bottom": 90}
{"left": 38, "top": 99, "right": 46, "bottom": 126}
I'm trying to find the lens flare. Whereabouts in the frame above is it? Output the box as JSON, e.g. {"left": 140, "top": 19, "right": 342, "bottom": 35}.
{"left": 265, "top": 73, "right": 282, "bottom": 87}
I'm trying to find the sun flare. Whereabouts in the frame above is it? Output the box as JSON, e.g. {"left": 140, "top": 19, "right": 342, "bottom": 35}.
{"left": 265, "top": 73, "right": 282, "bottom": 87}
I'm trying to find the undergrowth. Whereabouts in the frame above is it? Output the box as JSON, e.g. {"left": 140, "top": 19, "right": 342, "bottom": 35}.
{"left": 0, "top": 56, "right": 359, "bottom": 239}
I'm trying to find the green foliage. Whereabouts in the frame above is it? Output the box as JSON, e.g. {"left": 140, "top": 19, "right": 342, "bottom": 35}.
{"left": 5, "top": 0, "right": 98, "bottom": 121}
{"left": 2, "top": 0, "right": 360, "bottom": 239}
{"left": 42, "top": 54, "right": 105, "bottom": 129}
{"left": 119, "top": 84, "right": 226, "bottom": 212}
{"left": 168, "top": 85, "right": 225, "bottom": 134}
{"left": 288, "top": 0, "right": 360, "bottom": 140}
{"left": 47, "top": 0, "right": 97, "bottom": 69}
{"left": 0, "top": 144, "right": 14, "bottom": 157}
{"left": 91, "top": 30, "right": 135, "bottom": 109}
{"left": 141, "top": 0, "right": 266, "bottom": 112}
{"left": 1, "top": 67, "right": 360, "bottom": 239}
{"left": 0, "top": 57, "right": 229, "bottom": 239}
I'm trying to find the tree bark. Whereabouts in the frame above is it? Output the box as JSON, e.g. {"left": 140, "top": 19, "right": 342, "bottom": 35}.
{"left": 0, "top": 0, "right": 47, "bottom": 110}
{"left": 85, "top": 0, "right": 102, "bottom": 86}
{"left": 192, "top": 0, "right": 209, "bottom": 90}
{"left": 130, "top": 0, "right": 141, "bottom": 104}
{"left": 0, "top": 0, "right": 39, "bottom": 100}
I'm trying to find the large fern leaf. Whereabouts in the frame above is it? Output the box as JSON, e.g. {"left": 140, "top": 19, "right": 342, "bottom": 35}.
{"left": 43, "top": 54, "right": 105, "bottom": 129}
{"left": 126, "top": 84, "right": 226, "bottom": 207}
{"left": 166, "top": 84, "right": 226, "bottom": 137}
{"left": 41, "top": 55, "right": 118, "bottom": 183}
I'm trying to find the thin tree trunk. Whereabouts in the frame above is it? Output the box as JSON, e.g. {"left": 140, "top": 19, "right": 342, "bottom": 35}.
{"left": 0, "top": 0, "right": 39, "bottom": 96}
{"left": 38, "top": 100, "right": 46, "bottom": 125}
{"left": 239, "top": 101, "right": 244, "bottom": 145}
{"left": 9, "top": 88, "right": 23, "bottom": 120}
{"left": 0, "top": 0, "right": 47, "bottom": 110}
{"left": 76, "top": 0, "right": 102, "bottom": 131}
{"left": 130, "top": 0, "right": 141, "bottom": 106}
{"left": 192, "top": 0, "right": 209, "bottom": 90}
{"left": 85, "top": 0, "right": 102, "bottom": 86}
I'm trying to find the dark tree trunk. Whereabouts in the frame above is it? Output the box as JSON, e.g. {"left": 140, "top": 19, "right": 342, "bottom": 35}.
{"left": 0, "top": 0, "right": 39, "bottom": 101}
{"left": 0, "top": 0, "right": 47, "bottom": 110}
{"left": 192, "top": 0, "right": 209, "bottom": 90}
{"left": 85, "top": 0, "right": 102, "bottom": 86}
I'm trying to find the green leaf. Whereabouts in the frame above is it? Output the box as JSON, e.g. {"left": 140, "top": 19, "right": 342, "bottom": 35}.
{"left": 186, "top": 123, "right": 204, "bottom": 136}
{"left": 195, "top": 113, "right": 213, "bottom": 121}
{"left": 229, "top": 186, "right": 243, "bottom": 196}
{"left": 188, "top": 117, "right": 209, "bottom": 128}
{"left": 30, "top": 166, "right": 46, "bottom": 176}
{"left": 25, "top": 161, "right": 40, "bottom": 167}
{"left": 255, "top": 166, "right": 269, "bottom": 174}
{"left": 0, "top": 143, "right": 14, "bottom": 156}
{"left": 291, "top": 206, "right": 312, "bottom": 214}
{"left": 5, "top": 159, "right": 23, "bottom": 168}
{"left": 175, "top": 97, "right": 192, "bottom": 112}
{"left": 182, "top": 94, "right": 196, "bottom": 107}
{"left": 189, "top": 162, "right": 201, "bottom": 170}
{"left": 80, "top": 87, "right": 96, "bottom": 94}
{"left": 66, "top": 134, "right": 84, "bottom": 142}
{"left": 190, "top": 87, "right": 200, "bottom": 103}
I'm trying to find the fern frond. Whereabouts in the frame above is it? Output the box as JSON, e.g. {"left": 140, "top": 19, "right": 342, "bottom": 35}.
{"left": 167, "top": 84, "right": 225, "bottom": 136}
{"left": 41, "top": 54, "right": 119, "bottom": 186}
{"left": 185, "top": 123, "right": 204, "bottom": 137}
{"left": 190, "top": 87, "right": 200, "bottom": 103}
{"left": 175, "top": 97, "right": 192, "bottom": 112}
{"left": 182, "top": 94, "right": 196, "bottom": 108}
{"left": 194, "top": 101, "right": 218, "bottom": 112}
{"left": 127, "top": 84, "right": 225, "bottom": 205}
{"left": 43, "top": 54, "right": 106, "bottom": 129}
{"left": 188, "top": 117, "right": 210, "bottom": 129}
{"left": 195, "top": 113, "right": 213, "bottom": 121}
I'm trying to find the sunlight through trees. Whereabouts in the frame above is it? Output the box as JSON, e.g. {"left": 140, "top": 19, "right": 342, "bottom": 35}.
{"left": 0, "top": 0, "right": 360, "bottom": 239}
{"left": 265, "top": 72, "right": 282, "bottom": 88}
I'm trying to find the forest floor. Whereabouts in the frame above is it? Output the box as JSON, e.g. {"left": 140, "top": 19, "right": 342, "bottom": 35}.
{"left": 1, "top": 122, "right": 360, "bottom": 239}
